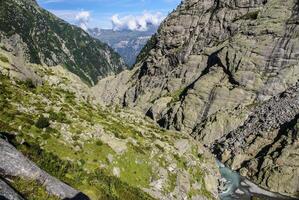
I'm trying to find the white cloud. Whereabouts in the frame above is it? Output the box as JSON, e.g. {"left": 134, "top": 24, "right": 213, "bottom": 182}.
{"left": 111, "top": 12, "right": 165, "bottom": 31}
{"left": 50, "top": 10, "right": 91, "bottom": 31}
{"left": 75, "top": 11, "right": 91, "bottom": 31}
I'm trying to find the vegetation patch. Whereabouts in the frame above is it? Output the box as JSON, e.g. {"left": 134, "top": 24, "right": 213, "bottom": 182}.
{"left": 0, "top": 53, "right": 9, "bottom": 63}
{"left": 35, "top": 116, "right": 51, "bottom": 129}
{"left": 169, "top": 88, "right": 185, "bottom": 104}
{"left": 7, "top": 177, "right": 59, "bottom": 200}
{"left": 1, "top": 132, "right": 155, "bottom": 200}
{"left": 0, "top": 73, "right": 154, "bottom": 199}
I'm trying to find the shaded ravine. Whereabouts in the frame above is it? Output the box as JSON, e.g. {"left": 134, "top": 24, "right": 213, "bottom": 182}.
{"left": 217, "top": 160, "right": 298, "bottom": 200}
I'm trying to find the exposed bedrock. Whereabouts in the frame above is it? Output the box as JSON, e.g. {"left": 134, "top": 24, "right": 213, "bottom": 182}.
{"left": 0, "top": 138, "right": 89, "bottom": 200}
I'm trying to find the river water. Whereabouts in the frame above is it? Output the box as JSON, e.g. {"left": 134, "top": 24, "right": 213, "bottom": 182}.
{"left": 217, "top": 160, "right": 298, "bottom": 200}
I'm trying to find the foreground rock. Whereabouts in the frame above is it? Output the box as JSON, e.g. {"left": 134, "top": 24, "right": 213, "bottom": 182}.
{"left": 0, "top": 138, "right": 89, "bottom": 199}
{"left": 0, "top": 179, "right": 24, "bottom": 200}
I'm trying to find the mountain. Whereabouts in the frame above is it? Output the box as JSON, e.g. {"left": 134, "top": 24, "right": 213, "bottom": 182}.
{"left": 0, "top": 0, "right": 219, "bottom": 199}
{"left": 89, "top": 27, "right": 157, "bottom": 67}
{"left": 0, "top": 49, "right": 218, "bottom": 200}
{"left": 0, "top": 0, "right": 127, "bottom": 85}
{"left": 94, "top": 0, "right": 299, "bottom": 198}
{"left": 1, "top": 0, "right": 299, "bottom": 199}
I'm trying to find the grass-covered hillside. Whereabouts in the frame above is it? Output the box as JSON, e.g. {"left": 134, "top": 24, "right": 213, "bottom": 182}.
{"left": 0, "top": 49, "right": 219, "bottom": 200}
{"left": 0, "top": 0, "right": 127, "bottom": 85}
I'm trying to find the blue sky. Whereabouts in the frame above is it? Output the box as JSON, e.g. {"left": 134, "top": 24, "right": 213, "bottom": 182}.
{"left": 37, "top": 0, "right": 181, "bottom": 30}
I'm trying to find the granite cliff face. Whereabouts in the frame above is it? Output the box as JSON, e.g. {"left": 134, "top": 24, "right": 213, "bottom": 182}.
{"left": 94, "top": 0, "right": 299, "bottom": 197}
{"left": 0, "top": 0, "right": 127, "bottom": 85}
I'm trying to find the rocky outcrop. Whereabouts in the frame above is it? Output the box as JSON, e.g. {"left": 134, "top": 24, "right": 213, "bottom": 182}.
{"left": 0, "top": 179, "right": 24, "bottom": 200}
{"left": 0, "top": 0, "right": 127, "bottom": 85}
{"left": 0, "top": 138, "right": 89, "bottom": 199}
{"left": 93, "top": 0, "right": 299, "bottom": 197}
{"left": 96, "top": 0, "right": 299, "bottom": 129}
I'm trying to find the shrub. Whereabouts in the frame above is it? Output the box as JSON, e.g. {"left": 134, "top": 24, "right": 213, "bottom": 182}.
{"left": 0, "top": 54, "right": 9, "bottom": 63}
{"left": 24, "top": 79, "right": 36, "bottom": 89}
{"left": 49, "top": 111, "right": 70, "bottom": 123}
{"left": 35, "top": 116, "right": 50, "bottom": 129}
{"left": 114, "top": 131, "right": 128, "bottom": 139}
{"left": 240, "top": 10, "right": 260, "bottom": 20}
{"left": 233, "top": 10, "right": 260, "bottom": 22}
{"left": 96, "top": 140, "right": 104, "bottom": 146}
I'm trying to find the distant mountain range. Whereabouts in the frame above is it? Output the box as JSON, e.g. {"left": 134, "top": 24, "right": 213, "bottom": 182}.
{"left": 0, "top": 0, "right": 126, "bottom": 85}
{"left": 89, "top": 27, "right": 157, "bottom": 67}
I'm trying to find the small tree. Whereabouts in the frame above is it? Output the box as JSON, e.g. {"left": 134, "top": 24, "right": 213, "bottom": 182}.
{"left": 24, "top": 79, "right": 36, "bottom": 89}
{"left": 35, "top": 116, "right": 50, "bottom": 129}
